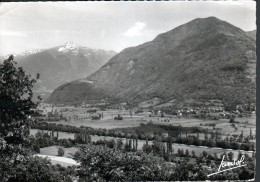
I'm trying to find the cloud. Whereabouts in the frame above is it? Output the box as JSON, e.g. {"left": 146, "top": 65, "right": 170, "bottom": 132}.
{"left": 123, "top": 21, "right": 146, "bottom": 37}
{"left": 0, "top": 31, "right": 27, "bottom": 37}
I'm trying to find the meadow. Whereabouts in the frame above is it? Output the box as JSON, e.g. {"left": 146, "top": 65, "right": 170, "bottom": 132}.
{"left": 32, "top": 107, "right": 255, "bottom": 167}
{"left": 31, "top": 129, "right": 254, "bottom": 159}
{"left": 50, "top": 107, "right": 256, "bottom": 139}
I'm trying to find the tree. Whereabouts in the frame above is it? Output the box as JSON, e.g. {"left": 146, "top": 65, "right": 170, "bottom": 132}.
{"left": 177, "top": 149, "right": 184, "bottom": 156}
{"left": 0, "top": 56, "right": 73, "bottom": 181}
{"left": 210, "top": 132, "right": 215, "bottom": 140}
{"left": 193, "top": 137, "right": 202, "bottom": 146}
{"left": 0, "top": 156, "right": 70, "bottom": 182}
{"left": 207, "top": 139, "right": 216, "bottom": 147}
{"left": 191, "top": 150, "right": 196, "bottom": 157}
{"left": 229, "top": 116, "right": 235, "bottom": 123}
{"left": 204, "top": 132, "right": 208, "bottom": 140}
{"left": 239, "top": 168, "right": 253, "bottom": 180}
{"left": 240, "top": 130, "right": 244, "bottom": 138}
{"left": 0, "top": 55, "right": 39, "bottom": 144}
{"left": 0, "top": 56, "right": 40, "bottom": 179}
{"left": 142, "top": 144, "right": 152, "bottom": 154}
{"left": 230, "top": 142, "right": 240, "bottom": 150}
{"left": 151, "top": 140, "right": 163, "bottom": 156}
{"left": 33, "top": 144, "right": 41, "bottom": 153}
{"left": 185, "top": 149, "right": 190, "bottom": 156}
{"left": 58, "top": 147, "right": 65, "bottom": 156}
{"left": 228, "top": 152, "right": 234, "bottom": 161}
{"left": 238, "top": 151, "right": 243, "bottom": 159}
{"left": 202, "top": 151, "right": 208, "bottom": 158}
{"left": 75, "top": 144, "right": 177, "bottom": 181}
{"left": 116, "top": 139, "right": 124, "bottom": 150}
{"left": 213, "top": 153, "right": 218, "bottom": 160}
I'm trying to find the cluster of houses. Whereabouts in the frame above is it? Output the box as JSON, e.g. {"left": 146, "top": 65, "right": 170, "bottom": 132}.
{"left": 33, "top": 99, "right": 255, "bottom": 122}
{"left": 36, "top": 103, "right": 59, "bottom": 116}
{"left": 80, "top": 100, "right": 108, "bottom": 108}
{"left": 32, "top": 103, "right": 62, "bottom": 122}
{"left": 134, "top": 99, "right": 255, "bottom": 119}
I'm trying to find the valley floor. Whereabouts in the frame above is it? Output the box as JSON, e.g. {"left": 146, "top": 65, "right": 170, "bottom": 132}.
{"left": 47, "top": 108, "right": 256, "bottom": 139}
{"left": 32, "top": 130, "right": 254, "bottom": 161}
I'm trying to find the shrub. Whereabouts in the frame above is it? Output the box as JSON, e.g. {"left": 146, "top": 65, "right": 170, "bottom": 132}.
{"left": 33, "top": 144, "right": 41, "bottom": 153}
{"left": 57, "top": 147, "right": 65, "bottom": 156}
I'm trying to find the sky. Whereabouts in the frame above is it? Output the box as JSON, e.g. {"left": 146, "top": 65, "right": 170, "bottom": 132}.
{"left": 0, "top": 1, "right": 256, "bottom": 56}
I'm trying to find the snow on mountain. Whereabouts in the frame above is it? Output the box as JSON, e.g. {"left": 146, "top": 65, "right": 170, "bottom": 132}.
{"left": 19, "top": 49, "right": 46, "bottom": 56}
{"left": 56, "top": 42, "right": 116, "bottom": 56}
{"left": 1, "top": 42, "right": 117, "bottom": 101}
{"left": 48, "top": 17, "right": 256, "bottom": 107}
{"left": 0, "top": 49, "right": 46, "bottom": 61}
{"left": 57, "top": 42, "right": 80, "bottom": 54}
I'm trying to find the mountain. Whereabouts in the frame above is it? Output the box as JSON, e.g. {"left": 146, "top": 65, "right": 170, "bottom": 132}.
{"left": 246, "top": 30, "right": 256, "bottom": 40}
{"left": 2, "top": 42, "right": 116, "bottom": 100}
{"left": 47, "top": 17, "right": 256, "bottom": 108}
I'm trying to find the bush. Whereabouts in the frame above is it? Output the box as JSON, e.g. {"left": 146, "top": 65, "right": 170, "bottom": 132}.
{"left": 33, "top": 144, "right": 41, "bottom": 153}
{"left": 229, "top": 117, "right": 235, "bottom": 123}
{"left": 57, "top": 147, "right": 65, "bottom": 156}
{"left": 0, "top": 155, "right": 72, "bottom": 182}
{"left": 75, "top": 144, "right": 177, "bottom": 181}
{"left": 114, "top": 114, "right": 123, "bottom": 120}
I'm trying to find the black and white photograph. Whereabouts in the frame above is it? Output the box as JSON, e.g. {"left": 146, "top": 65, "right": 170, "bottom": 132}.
{"left": 0, "top": 1, "right": 256, "bottom": 181}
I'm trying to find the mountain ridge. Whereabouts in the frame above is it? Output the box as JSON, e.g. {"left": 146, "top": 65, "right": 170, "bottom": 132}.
{"left": 47, "top": 17, "right": 256, "bottom": 108}
{"left": 246, "top": 30, "right": 256, "bottom": 40}
{"left": 1, "top": 42, "right": 117, "bottom": 100}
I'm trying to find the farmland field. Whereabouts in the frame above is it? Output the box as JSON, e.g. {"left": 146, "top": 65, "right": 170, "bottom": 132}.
{"left": 32, "top": 106, "right": 256, "bottom": 171}
{"left": 49, "top": 107, "right": 256, "bottom": 138}
{"left": 39, "top": 145, "right": 78, "bottom": 158}
{"left": 31, "top": 129, "right": 254, "bottom": 159}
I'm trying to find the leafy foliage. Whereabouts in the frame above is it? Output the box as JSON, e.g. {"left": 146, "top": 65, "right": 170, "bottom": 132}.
{"left": 0, "top": 56, "right": 75, "bottom": 181}
{"left": 0, "top": 55, "right": 39, "bottom": 144}
{"left": 58, "top": 147, "right": 65, "bottom": 156}
{"left": 0, "top": 156, "right": 73, "bottom": 182}
{"left": 75, "top": 144, "right": 178, "bottom": 181}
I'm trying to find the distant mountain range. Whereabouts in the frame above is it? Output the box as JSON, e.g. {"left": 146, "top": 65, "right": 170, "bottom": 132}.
{"left": 1, "top": 42, "right": 116, "bottom": 100}
{"left": 46, "top": 17, "right": 255, "bottom": 108}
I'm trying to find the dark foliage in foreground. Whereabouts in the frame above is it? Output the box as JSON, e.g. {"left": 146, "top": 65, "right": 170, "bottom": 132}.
{"left": 74, "top": 144, "right": 193, "bottom": 181}
{"left": 74, "top": 144, "right": 255, "bottom": 181}
{"left": 0, "top": 56, "right": 75, "bottom": 181}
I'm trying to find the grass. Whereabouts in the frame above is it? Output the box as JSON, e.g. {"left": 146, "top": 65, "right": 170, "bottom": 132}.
{"left": 40, "top": 145, "right": 78, "bottom": 158}
{"left": 92, "top": 135, "right": 254, "bottom": 159}
{"left": 39, "top": 136, "right": 253, "bottom": 159}
{"left": 52, "top": 107, "right": 256, "bottom": 138}
{"left": 33, "top": 107, "right": 255, "bottom": 162}
{"left": 32, "top": 132, "right": 254, "bottom": 162}
{"left": 41, "top": 108, "right": 256, "bottom": 143}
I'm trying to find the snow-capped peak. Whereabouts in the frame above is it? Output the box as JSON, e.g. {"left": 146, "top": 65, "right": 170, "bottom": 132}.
{"left": 20, "top": 49, "right": 45, "bottom": 56}
{"left": 58, "top": 41, "right": 80, "bottom": 55}
{"left": 64, "top": 41, "right": 79, "bottom": 49}
{"left": 0, "top": 48, "right": 45, "bottom": 61}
